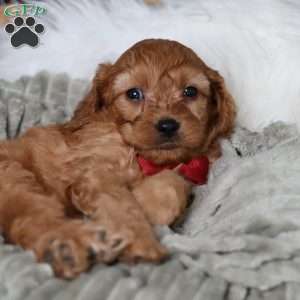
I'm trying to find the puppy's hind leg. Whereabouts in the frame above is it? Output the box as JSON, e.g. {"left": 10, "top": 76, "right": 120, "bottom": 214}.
{"left": 0, "top": 160, "right": 120, "bottom": 278}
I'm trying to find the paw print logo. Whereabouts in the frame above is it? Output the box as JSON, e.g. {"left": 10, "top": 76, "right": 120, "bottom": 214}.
{"left": 4, "top": 16, "right": 45, "bottom": 48}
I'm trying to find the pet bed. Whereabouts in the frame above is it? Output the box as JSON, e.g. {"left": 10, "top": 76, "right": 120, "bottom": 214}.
{"left": 0, "top": 73, "right": 300, "bottom": 300}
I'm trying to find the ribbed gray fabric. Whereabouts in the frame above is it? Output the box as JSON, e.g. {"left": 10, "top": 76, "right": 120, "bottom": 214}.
{"left": 0, "top": 73, "right": 300, "bottom": 300}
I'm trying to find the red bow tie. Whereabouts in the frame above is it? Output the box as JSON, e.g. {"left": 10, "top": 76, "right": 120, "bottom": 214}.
{"left": 137, "top": 155, "right": 209, "bottom": 185}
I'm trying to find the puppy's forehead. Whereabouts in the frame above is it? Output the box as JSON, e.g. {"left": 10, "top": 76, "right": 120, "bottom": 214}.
{"left": 113, "top": 63, "right": 209, "bottom": 94}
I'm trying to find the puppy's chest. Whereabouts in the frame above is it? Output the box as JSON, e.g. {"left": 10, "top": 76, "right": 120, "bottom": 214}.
{"left": 65, "top": 129, "right": 141, "bottom": 183}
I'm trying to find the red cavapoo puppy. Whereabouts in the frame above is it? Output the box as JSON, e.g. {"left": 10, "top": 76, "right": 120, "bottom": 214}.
{"left": 0, "top": 39, "right": 236, "bottom": 278}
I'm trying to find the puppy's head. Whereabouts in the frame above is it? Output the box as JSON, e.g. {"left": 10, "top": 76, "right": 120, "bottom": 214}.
{"left": 74, "top": 39, "right": 236, "bottom": 164}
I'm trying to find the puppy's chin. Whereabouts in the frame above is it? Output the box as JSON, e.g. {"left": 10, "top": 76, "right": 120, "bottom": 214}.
{"left": 138, "top": 147, "right": 190, "bottom": 165}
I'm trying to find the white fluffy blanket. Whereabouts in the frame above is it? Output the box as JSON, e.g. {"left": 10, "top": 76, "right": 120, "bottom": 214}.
{"left": 1, "top": 0, "right": 300, "bottom": 130}
{"left": 0, "top": 72, "right": 300, "bottom": 300}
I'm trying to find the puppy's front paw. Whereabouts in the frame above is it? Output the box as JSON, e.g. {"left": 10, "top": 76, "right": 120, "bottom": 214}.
{"left": 133, "top": 170, "right": 191, "bottom": 225}
{"left": 33, "top": 221, "right": 129, "bottom": 278}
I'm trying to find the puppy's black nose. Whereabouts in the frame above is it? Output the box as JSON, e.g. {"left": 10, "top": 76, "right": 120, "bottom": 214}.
{"left": 156, "top": 118, "right": 180, "bottom": 137}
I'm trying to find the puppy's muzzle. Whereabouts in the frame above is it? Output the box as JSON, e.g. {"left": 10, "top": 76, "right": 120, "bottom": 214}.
{"left": 156, "top": 118, "right": 180, "bottom": 138}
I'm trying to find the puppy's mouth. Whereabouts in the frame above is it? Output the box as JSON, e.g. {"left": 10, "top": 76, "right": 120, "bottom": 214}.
{"left": 137, "top": 140, "right": 180, "bottom": 151}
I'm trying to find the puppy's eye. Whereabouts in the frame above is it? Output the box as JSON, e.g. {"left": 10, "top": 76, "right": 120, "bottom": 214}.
{"left": 126, "top": 88, "right": 144, "bottom": 101}
{"left": 183, "top": 86, "right": 198, "bottom": 98}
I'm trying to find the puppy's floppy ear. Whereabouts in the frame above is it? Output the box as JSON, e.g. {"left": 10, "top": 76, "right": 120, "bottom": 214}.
{"left": 205, "top": 68, "right": 236, "bottom": 147}
{"left": 71, "top": 63, "right": 113, "bottom": 122}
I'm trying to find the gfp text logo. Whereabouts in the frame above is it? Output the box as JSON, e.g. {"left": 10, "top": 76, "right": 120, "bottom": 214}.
{"left": 4, "top": 3, "right": 47, "bottom": 17}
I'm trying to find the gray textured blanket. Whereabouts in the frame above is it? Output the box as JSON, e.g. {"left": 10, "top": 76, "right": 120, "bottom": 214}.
{"left": 0, "top": 73, "right": 300, "bottom": 300}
